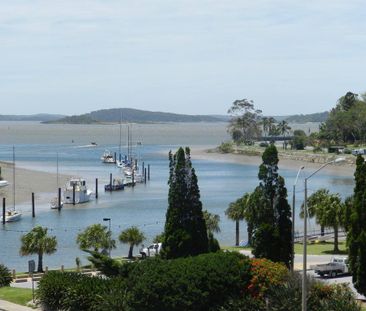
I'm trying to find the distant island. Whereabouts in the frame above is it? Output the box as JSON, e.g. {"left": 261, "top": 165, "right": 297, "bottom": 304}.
{"left": 43, "top": 108, "right": 226, "bottom": 124}
{"left": 0, "top": 109, "right": 329, "bottom": 124}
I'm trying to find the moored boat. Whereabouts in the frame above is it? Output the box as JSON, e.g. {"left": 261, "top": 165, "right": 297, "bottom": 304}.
{"left": 101, "top": 150, "right": 116, "bottom": 164}
{"left": 1, "top": 210, "right": 22, "bottom": 222}
{"left": 105, "top": 178, "right": 125, "bottom": 191}
{"left": 63, "top": 178, "right": 92, "bottom": 204}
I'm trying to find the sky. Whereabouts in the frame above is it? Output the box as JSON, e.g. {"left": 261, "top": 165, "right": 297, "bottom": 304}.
{"left": 1, "top": 0, "right": 365, "bottom": 116}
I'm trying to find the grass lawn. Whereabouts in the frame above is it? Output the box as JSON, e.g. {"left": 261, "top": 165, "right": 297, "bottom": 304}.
{"left": 0, "top": 287, "right": 33, "bottom": 306}
{"left": 223, "top": 241, "right": 347, "bottom": 256}
{"left": 294, "top": 241, "right": 347, "bottom": 255}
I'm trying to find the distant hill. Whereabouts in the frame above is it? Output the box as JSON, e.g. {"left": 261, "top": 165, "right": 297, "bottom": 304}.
{"left": 45, "top": 108, "right": 224, "bottom": 124}
{"left": 277, "top": 111, "right": 329, "bottom": 123}
{"left": 0, "top": 114, "right": 65, "bottom": 122}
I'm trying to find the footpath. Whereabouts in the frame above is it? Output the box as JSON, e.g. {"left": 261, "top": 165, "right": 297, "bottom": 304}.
{"left": 0, "top": 300, "right": 39, "bottom": 311}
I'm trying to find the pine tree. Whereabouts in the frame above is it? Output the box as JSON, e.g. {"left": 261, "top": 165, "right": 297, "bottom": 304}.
{"left": 348, "top": 155, "right": 366, "bottom": 295}
{"left": 251, "top": 144, "right": 292, "bottom": 268}
{"left": 162, "top": 147, "right": 208, "bottom": 259}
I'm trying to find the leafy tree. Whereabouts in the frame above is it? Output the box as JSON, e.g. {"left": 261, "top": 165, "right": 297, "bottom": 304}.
{"left": 319, "top": 92, "right": 366, "bottom": 144}
{"left": 291, "top": 130, "right": 307, "bottom": 150}
{"left": 251, "top": 144, "right": 293, "bottom": 268}
{"left": 162, "top": 147, "right": 208, "bottom": 259}
{"left": 119, "top": 226, "right": 145, "bottom": 259}
{"left": 153, "top": 232, "right": 165, "bottom": 243}
{"left": 20, "top": 226, "right": 57, "bottom": 272}
{"left": 348, "top": 155, "right": 366, "bottom": 295}
{"left": 76, "top": 224, "right": 115, "bottom": 253}
{"left": 227, "top": 99, "right": 262, "bottom": 144}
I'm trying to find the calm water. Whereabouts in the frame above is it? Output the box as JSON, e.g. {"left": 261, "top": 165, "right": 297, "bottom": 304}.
{"left": 0, "top": 122, "right": 354, "bottom": 272}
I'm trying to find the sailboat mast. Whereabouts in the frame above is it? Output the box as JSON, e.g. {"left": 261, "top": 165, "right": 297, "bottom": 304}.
{"left": 119, "top": 111, "right": 122, "bottom": 157}
{"left": 12, "top": 146, "right": 15, "bottom": 210}
{"left": 56, "top": 152, "right": 59, "bottom": 189}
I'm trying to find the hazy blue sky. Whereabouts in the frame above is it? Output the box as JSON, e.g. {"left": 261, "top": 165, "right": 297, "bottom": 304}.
{"left": 1, "top": 1, "right": 365, "bottom": 116}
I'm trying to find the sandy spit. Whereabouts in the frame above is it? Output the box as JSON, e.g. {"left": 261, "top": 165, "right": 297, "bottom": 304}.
{"left": 0, "top": 161, "right": 71, "bottom": 206}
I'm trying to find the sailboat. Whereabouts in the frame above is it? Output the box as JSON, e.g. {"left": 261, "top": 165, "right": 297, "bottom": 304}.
{"left": 50, "top": 153, "right": 63, "bottom": 209}
{"left": 1, "top": 146, "right": 21, "bottom": 222}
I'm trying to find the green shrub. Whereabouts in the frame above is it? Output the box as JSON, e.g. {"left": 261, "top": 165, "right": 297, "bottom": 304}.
{"left": 344, "top": 148, "right": 352, "bottom": 154}
{"left": 313, "top": 146, "right": 323, "bottom": 153}
{"left": 259, "top": 142, "right": 269, "bottom": 147}
{"left": 267, "top": 273, "right": 361, "bottom": 311}
{"left": 126, "top": 252, "right": 251, "bottom": 311}
{"left": 0, "top": 264, "right": 12, "bottom": 287}
{"left": 37, "top": 271, "right": 128, "bottom": 311}
{"left": 218, "top": 142, "right": 234, "bottom": 153}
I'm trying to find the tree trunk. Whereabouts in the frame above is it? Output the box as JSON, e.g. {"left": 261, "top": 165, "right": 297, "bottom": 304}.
{"left": 235, "top": 220, "right": 239, "bottom": 246}
{"left": 37, "top": 252, "right": 43, "bottom": 273}
{"left": 247, "top": 223, "right": 253, "bottom": 246}
{"left": 333, "top": 225, "right": 339, "bottom": 253}
{"left": 128, "top": 245, "right": 134, "bottom": 259}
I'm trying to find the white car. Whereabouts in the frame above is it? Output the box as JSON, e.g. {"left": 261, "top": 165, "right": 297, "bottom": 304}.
{"left": 352, "top": 149, "right": 366, "bottom": 156}
{"left": 140, "top": 243, "right": 162, "bottom": 258}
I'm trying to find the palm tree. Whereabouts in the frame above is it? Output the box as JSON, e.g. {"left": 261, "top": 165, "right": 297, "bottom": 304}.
{"left": 20, "top": 226, "right": 57, "bottom": 272}
{"left": 225, "top": 199, "right": 245, "bottom": 246}
{"left": 301, "top": 189, "right": 345, "bottom": 252}
{"left": 119, "top": 226, "right": 145, "bottom": 259}
{"left": 203, "top": 210, "right": 221, "bottom": 235}
{"left": 277, "top": 120, "right": 292, "bottom": 149}
{"left": 76, "top": 224, "right": 116, "bottom": 253}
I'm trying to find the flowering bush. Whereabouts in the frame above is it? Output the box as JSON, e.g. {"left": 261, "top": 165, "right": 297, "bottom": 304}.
{"left": 247, "top": 258, "right": 289, "bottom": 298}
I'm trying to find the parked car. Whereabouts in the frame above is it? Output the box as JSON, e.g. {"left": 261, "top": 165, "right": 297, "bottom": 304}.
{"left": 352, "top": 149, "right": 366, "bottom": 156}
{"left": 140, "top": 243, "right": 162, "bottom": 258}
{"left": 310, "top": 257, "right": 349, "bottom": 278}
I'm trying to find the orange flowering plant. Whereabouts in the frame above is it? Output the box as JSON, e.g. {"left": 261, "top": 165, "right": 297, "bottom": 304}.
{"left": 247, "top": 258, "right": 289, "bottom": 298}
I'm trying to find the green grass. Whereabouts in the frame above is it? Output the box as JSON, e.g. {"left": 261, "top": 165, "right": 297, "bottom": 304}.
{"left": 295, "top": 241, "right": 347, "bottom": 255}
{"left": 223, "top": 241, "right": 347, "bottom": 256}
{"left": 0, "top": 286, "right": 33, "bottom": 306}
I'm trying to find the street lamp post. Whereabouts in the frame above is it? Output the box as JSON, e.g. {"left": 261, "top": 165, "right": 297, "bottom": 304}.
{"left": 292, "top": 166, "right": 304, "bottom": 272}
{"left": 103, "top": 218, "right": 111, "bottom": 258}
{"left": 302, "top": 157, "right": 345, "bottom": 311}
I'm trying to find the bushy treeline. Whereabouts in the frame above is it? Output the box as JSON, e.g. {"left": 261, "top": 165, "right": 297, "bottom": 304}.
{"left": 37, "top": 252, "right": 361, "bottom": 311}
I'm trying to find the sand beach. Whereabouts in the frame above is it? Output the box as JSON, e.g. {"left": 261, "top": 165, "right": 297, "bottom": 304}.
{"left": 0, "top": 161, "right": 70, "bottom": 206}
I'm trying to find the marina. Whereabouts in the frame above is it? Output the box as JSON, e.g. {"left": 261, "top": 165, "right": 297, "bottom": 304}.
{"left": 0, "top": 122, "right": 355, "bottom": 273}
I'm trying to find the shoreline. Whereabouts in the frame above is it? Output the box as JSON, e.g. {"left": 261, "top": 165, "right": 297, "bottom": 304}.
{"left": 190, "top": 147, "right": 355, "bottom": 177}
{"left": 0, "top": 161, "right": 71, "bottom": 206}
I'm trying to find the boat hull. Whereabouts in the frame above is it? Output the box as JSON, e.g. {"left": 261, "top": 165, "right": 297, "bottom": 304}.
{"left": 1, "top": 211, "right": 22, "bottom": 222}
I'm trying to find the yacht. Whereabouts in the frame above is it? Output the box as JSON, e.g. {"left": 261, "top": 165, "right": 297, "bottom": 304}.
{"left": 100, "top": 150, "right": 116, "bottom": 164}
{"left": 1, "top": 210, "right": 22, "bottom": 222}
{"left": 63, "top": 178, "right": 92, "bottom": 204}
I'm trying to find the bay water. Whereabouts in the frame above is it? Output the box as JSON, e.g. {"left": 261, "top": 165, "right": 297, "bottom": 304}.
{"left": 0, "top": 122, "right": 354, "bottom": 272}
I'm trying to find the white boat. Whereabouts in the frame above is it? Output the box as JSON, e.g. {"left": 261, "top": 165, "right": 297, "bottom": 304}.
{"left": 100, "top": 150, "right": 116, "bottom": 164}
{"left": 0, "top": 180, "right": 9, "bottom": 188}
{"left": 50, "top": 197, "right": 64, "bottom": 209}
{"left": 1, "top": 210, "right": 22, "bottom": 222}
{"left": 63, "top": 178, "right": 92, "bottom": 204}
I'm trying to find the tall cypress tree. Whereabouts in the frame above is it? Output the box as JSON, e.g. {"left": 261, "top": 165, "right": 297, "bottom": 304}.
{"left": 348, "top": 155, "right": 366, "bottom": 295}
{"left": 162, "top": 147, "right": 208, "bottom": 259}
{"left": 252, "top": 144, "right": 292, "bottom": 268}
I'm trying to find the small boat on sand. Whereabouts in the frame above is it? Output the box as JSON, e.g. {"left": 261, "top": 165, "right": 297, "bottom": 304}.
{"left": 0, "top": 180, "right": 9, "bottom": 188}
